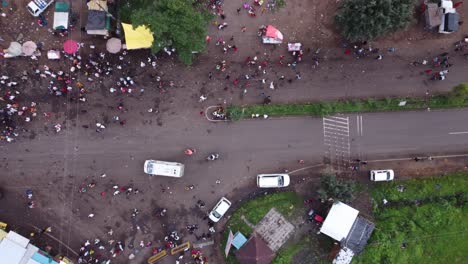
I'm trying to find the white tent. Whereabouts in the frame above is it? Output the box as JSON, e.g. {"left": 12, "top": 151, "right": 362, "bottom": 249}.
{"left": 320, "top": 202, "right": 359, "bottom": 241}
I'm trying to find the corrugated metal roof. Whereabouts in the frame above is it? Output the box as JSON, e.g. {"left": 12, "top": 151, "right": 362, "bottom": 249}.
{"left": 343, "top": 216, "right": 375, "bottom": 254}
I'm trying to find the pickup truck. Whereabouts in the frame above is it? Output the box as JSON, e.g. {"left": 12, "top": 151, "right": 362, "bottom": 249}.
{"left": 27, "top": 0, "right": 54, "bottom": 17}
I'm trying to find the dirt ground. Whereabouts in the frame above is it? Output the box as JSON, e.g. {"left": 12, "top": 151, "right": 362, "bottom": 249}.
{"left": 1, "top": 0, "right": 468, "bottom": 263}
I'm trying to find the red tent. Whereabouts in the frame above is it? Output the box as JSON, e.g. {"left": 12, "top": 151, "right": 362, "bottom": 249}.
{"left": 263, "top": 25, "right": 283, "bottom": 44}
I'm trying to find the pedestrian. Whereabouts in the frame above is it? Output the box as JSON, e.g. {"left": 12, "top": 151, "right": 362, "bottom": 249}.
{"left": 237, "top": 8, "right": 241, "bottom": 14}
{"left": 230, "top": 36, "right": 234, "bottom": 41}
{"left": 241, "top": 26, "right": 246, "bottom": 32}
{"left": 208, "top": 72, "right": 213, "bottom": 80}
{"left": 27, "top": 201, "right": 36, "bottom": 209}
{"left": 225, "top": 75, "right": 230, "bottom": 80}
{"left": 263, "top": 96, "right": 271, "bottom": 105}
{"left": 414, "top": 157, "right": 420, "bottom": 162}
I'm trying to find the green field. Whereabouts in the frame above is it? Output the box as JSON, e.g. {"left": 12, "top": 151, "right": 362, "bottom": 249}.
{"left": 354, "top": 173, "right": 468, "bottom": 263}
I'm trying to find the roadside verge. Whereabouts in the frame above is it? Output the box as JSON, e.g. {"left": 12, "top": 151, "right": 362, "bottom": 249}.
{"left": 228, "top": 83, "right": 468, "bottom": 120}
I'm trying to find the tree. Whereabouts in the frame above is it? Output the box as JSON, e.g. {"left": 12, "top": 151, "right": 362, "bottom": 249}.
{"left": 448, "top": 83, "right": 468, "bottom": 106}
{"left": 120, "top": 0, "right": 212, "bottom": 65}
{"left": 317, "top": 174, "right": 356, "bottom": 202}
{"left": 335, "top": 0, "right": 415, "bottom": 42}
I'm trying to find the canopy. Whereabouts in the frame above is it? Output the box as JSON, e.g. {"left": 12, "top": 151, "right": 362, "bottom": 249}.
{"left": 262, "top": 25, "right": 283, "bottom": 44}
{"left": 288, "top": 43, "right": 302, "bottom": 51}
{"left": 53, "top": 2, "right": 70, "bottom": 30}
{"left": 6, "top": 42, "right": 22, "bottom": 56}
{"left": 106, "top": 38, "right": 122, "bottom": 54}
{"left": 63, "top": 39, "right": 79, "bottom": 54}
{"left": 121, "top": 23, "right": 154, "bottom": 50}
{"left": 22, "top": 41, "right": 37, "bottom": 56}
{"left": 87, "top": 0, "right": 108, "bottom": 11}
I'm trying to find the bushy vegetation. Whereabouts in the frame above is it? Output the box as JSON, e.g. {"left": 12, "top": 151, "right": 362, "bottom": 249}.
{"left": 355, "top": 173, "right": 468, "bottom": 263}
{"left": 448, "top": 83, "right": 468, "bottom": 105}
{"left": 317, "top": 174, "right": 357, "bottom": 203}
{"left": 335, "top": 0, "right": 415, "bottom": 41}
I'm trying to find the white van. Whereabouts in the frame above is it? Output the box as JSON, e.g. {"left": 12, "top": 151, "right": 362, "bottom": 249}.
{"left": 144, "top": 160, "right": 184, "bottom": 177}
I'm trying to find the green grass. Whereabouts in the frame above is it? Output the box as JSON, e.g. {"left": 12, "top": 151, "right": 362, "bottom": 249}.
{"left": 227, "top": 94, "right": 468, "bottom": 120}
{"left": 221, "top": 192, "right": 304, "bottom": 264}
{"left": 272, "top": 237, "right": 308, "bottom": 264}
{"left": 354, "top": 173, "right": 468, "bottom": 263}
{"left": 370, "top": 172, "right": 468, "bottom": 204}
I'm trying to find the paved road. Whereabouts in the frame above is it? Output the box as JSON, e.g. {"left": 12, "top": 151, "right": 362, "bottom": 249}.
{"left": 2, "top": 108, "right": 468, "bottom": 262}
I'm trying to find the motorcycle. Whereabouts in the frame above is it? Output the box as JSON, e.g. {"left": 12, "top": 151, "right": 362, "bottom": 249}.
{"left": 207, "top": 153, "right": 220, "bottom": 161}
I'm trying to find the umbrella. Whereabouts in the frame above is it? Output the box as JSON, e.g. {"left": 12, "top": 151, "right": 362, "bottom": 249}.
{"left": 106, "top": 38, "right": 122, "bottom": 54}
{"left": 6, "top": 42, "right": 22, "bottom": 56}
{"left": 22, "top": 41, "right": 37, "bottom": 56}
{"left": 63, "top": 39, "right": 79, "bottom": 54}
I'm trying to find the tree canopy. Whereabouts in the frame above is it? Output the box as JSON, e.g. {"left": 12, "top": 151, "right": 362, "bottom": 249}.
{"left": 120, "top": 0, "right": 212, "bottom": 64}
{"left": 335, "top": 0, "right": 415, "bottom": 42}
{"left": 448, "top": 83, "right": 468, "bottom": 105}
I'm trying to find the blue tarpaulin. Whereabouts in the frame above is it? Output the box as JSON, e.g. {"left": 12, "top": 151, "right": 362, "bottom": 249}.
{"left": 32, "top": 251, "right": 59, "bottom": 264}
{"left": 232, "top": 232, "right": 248, "bottom": 249}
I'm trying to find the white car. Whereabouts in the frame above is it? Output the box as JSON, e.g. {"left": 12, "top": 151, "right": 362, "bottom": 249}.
{"left": 370, "top": 170, "right": 394, "bottom": 181}
{"left": 208, "top": 197, "right": 231, "bottom": 222}
{"left": 257, "top": 174, "right": 290, "bottom": 188}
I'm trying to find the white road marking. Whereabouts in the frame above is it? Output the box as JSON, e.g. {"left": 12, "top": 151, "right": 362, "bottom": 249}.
{"left": 359, "top": 115, "right": 363, "bottom": 136}
{"left": 356, "top": 115, "right": 363, "bottom": 136}
{"left": 449, "top": 131, "right": 468, "bottom": 135}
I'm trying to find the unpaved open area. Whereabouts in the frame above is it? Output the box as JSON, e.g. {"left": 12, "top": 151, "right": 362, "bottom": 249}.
{"left": 1, "top": 0, "right": 468, "bottom": 263}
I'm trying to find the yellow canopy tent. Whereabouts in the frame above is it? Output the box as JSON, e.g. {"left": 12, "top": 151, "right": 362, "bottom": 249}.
{"left": 121, "top": 23, "right": 154, "bottom": 50}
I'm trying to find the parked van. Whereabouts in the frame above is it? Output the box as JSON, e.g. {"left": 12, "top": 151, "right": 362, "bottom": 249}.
{"left": 209, "top": 197, "right": 232, "bottom": 222}
{"left": 144, "top": 160, "right": 184, "bottom": 177}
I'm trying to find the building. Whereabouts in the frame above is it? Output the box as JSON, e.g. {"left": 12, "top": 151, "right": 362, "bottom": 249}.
{"left": 320, "top": 202, "right": 375, "bottom": 264}
{"left": 0, "top": 229, "right": 67, "bottom": 264}
{"left": 424, "top": 0, "right": 460, "bottom": 34}
{"left": 235, "top": 234, "right": 276, "bottom": 264}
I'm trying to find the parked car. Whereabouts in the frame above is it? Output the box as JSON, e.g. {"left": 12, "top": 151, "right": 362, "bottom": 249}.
{"left": 370, "top": 169, "right": 394, "bottom": 181}
{"left": 257, "top": 174, "right": 290, "bottom": 188}
{"left": 208, "top": 197, "right": 231, "bottom": 222}
{"left": 143, "top": 160, "right": 184, "bottom": 177}
{"left": 27, "top": 0, "right": 55, "bottom": 17}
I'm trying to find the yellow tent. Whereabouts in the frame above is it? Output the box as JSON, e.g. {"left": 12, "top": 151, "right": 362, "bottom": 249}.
{"left": 121, "top": 23, "right": 154, "bottom": 50}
